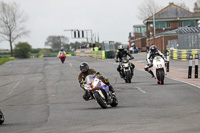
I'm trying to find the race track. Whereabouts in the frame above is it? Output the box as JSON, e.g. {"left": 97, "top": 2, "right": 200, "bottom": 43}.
{"left": 0, "top": 57, "right": 200, "bottom": 133}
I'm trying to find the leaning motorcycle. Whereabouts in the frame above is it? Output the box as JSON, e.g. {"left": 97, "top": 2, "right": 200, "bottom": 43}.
{"left": 117, "top": 57, "right": 133, "bottom": 83}
{"left": 83, "top": 74, "right": 118, "bottom": 109}
{"left": 59, "top": 54, "right": 66, "bottom": 63}
{"left": 0, "top": 109, "right": 4, "bottom": 125}
{"left": 150, "top": 55, "right": 166, "bottom": 85}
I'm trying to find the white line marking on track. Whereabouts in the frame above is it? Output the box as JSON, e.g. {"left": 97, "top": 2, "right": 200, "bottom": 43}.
{"left": 13, "top": 81, "right": 20, "bottom": 89}
{"left": 69, "top": 63, "right": 72, "bottom": 67}
{"left": 136, "top": 69, "right": 200, "bottom": 89}
{"left": 167, "top": 77, "right": 200, "bottom": 89}
{"left": 135, "top": 86, "right": 146, "bottom": 93}
{"left": 9, "top": 81, "right": 21, "bottom": 94}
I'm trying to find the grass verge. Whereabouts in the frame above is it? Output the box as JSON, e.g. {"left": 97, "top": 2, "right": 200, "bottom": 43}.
{"left": 0, "top": 57, "right": 15, "bottom": 65}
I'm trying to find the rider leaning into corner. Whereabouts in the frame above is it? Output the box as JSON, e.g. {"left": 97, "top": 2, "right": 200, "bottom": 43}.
{"left": 58, "top": 48, "right": 66, "bottom": 57}
{"left": 144, "top": 44, "right": 167, "bottom": 78}
{"left": 115, "top": 45, "right": 135, "bottom": 77}
{"left": 78, "top": 62, "right": 116, "bottom": 101}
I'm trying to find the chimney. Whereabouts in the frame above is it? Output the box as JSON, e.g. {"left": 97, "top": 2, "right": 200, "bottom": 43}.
{"left": 169, "top": 2, "right": 174, "bottom": 5}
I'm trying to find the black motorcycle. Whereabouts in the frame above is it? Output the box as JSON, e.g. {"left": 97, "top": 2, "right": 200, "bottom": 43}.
{"left": 0, "top": 109, "right": 4, "bottom": 125}
{"left": 117, "top": 57, "right": 133, "bottom": 83}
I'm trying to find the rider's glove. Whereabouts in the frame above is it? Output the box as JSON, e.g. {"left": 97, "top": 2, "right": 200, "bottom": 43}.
{"left": 95, "top": 72, "right": 101, "bottom": 77}
{"left": 129, "top": 57, "right": 134, "bottom": 60}
{"left": 79, "top": 80, "right": 85, "bottom": 86}
{"left": 80, "top": 84, "right": 84, "bottom": 89}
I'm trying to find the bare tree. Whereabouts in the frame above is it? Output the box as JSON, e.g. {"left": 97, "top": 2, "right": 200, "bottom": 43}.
{"left": 138, "top": 1, "right": 189, "bottom": 21}
{"left": 137, "top": 0, "right": 163, "bottom": 20}
{"left": 176, "top": 2, "right": 189, "bottom": 10}
{"left": 193, "top": 0, "right": 200, "bottom": 12}
{"left": 45, "top": 36, "right": 69, "bottom": 50}
{"left": 0, "top": 2, "right": 29, "bottom": 57}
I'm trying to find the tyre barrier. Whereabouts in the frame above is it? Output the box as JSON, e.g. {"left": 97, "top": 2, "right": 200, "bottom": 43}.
{"left": 168, "top": 49, "right": 200, "bottom": 60}
{"left": 173, "top": 49, "right": 178, "bottom": 60}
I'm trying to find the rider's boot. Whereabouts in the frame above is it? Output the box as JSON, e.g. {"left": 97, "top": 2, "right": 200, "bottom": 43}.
{"left": 109, "top": 85, "right": 116, "bottom": 96}
{"left": 131, "top": 68, "right": 134, "bottom": 76}
{"left": 149, "top": 70, "right": 155, "bottom": 78}
{"left": 83, "top": 91, "right": 90, "bottom": 101}
{"left": 119, "top": 71, "right": 123, "bottom": 78}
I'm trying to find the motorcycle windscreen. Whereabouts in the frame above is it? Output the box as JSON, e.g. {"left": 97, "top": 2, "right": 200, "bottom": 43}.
{"left": 85, "top": 75, "right": 94, "bottom": 84}
{"left": 122, "top": 57, "right": 129, "bottom": 63}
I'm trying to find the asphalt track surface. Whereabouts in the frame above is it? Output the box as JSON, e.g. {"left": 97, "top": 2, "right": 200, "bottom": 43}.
{"left": 0, "top": 56, "right": 200, "bottom": 133}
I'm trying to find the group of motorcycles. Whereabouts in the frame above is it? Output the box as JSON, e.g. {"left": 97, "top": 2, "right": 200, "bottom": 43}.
{"left": 117, "top": 55, "right": 166, "bottom": 85}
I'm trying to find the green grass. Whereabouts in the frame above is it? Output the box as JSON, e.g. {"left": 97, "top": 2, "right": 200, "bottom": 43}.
{"left": 0, "top": 57, "right": 15, "bottom": 65}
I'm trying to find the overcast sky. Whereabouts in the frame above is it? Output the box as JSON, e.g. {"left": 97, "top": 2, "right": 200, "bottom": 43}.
{"left": 0, "top": 0, "right": 197, "bottom": 49}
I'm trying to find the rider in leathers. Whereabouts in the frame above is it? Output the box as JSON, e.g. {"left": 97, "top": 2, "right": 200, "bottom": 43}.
{"left": 78, "top": 62, "right": 115, "bottom": 101}
{"left": 58, "top": 48, "right": 66, "bottom": 57}
{"left": 144, "top": 45, "right": 167, "bottom": 77}
{"left": 115, "top": 45, "right": 135, "bottom": 77}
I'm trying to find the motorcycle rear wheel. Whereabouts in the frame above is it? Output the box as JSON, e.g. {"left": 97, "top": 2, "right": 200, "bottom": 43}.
{"left": 110, "top": 96, "right": 118, "bottom": 107}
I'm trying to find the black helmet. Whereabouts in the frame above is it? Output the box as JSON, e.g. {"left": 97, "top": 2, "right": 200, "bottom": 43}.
{"left": 80, "top": 62, "right": 89, "bottom": 72}
{"left": 150, "top": 45, "right": 157, "bottom": 54}
{"left": 118, "top": 45, "right": 124, "bottom": 51}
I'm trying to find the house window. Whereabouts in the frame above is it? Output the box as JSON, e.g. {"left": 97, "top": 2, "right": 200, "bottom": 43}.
{"left": 155, "top": 21, "right": 166, "bottom": 29}
{"left": 166, "top": 22, "right": 171, "bottom": 28}
{"left": 178, "top": 21, "right": 183, "bottom": 27}
{"left": 135, "top": 27, "right": 141, "bottom": 33}
{"left": 183, "top": 20, "right": 196, "bottom": 27}
{"left": 179, "top": 20, "right": 196, "bottom": 27}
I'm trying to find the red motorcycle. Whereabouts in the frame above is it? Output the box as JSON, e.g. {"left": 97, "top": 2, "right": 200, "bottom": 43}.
{"left": 59, "top": 54, "right": 66, "bottom": 63}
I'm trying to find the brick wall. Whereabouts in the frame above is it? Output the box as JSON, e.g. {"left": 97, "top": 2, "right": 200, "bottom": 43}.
{"left": 134, "top": 37, "right": 147, "bottom": 52}
{"left": 134, "top": 33, "right": 143, "bottom": 38}
{"left": 171, "top": 21, "right": 178, "bottom": 29}
{"left": 146, "top": 35, "right": 178, "bottom": 51}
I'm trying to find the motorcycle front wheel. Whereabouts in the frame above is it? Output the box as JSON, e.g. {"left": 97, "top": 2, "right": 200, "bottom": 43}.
{"left": 0, "top": 110, "right": 4, "bottom": 125}
{"left": 125, "top": 71, "right": 131, "bottom": 83}
{"left": 156, "top": 69, "right": 164, "bottom": 85}
{"left": 94, "top": 92, "right": 107, "bottom": 109}
{"left": 61, "top": 58, "right": 65, "bottom": 63}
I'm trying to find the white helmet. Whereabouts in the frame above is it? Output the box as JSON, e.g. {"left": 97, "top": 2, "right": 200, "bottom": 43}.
{"left": 118, "top": 45, "right": 124, "bottom": 51}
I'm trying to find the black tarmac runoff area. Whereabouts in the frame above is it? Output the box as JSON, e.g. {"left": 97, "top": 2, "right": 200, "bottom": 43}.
{"left": 0, "top": 56, "right": 200, "bottom": 133}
